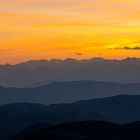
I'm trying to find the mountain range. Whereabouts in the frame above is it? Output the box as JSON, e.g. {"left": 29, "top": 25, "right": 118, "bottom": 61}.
{"left": 1, "top": 57, "right": 140, "bottom": 87}
{"left": 1, "top": 95, "right": 140, "bottom": 139}
{"left": 1, "top": 80, "right": 140, "bottom": 104}
{"left": 10, "top": 121, "right": 140, "bottom": 140}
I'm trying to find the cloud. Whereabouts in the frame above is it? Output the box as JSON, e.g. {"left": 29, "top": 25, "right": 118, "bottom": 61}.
{"left": 114, "top": 46, "right": 140, "bottom": 50}
{"left": 74, "top": 52, "right": 83, "bottom": 55}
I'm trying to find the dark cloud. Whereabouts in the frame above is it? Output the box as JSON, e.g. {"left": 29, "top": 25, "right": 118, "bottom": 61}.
{"left": 114, "top": 46, "right": 140, "bottom": 50}
{"left": 75, "top": 52, "right": 83, "bottom": 55}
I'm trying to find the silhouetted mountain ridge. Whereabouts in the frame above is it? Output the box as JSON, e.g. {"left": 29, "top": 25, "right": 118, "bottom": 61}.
{"left": 1, "top": 95, "right": 140, "bottom": 140}
{"left": 1, "top": 57, "right": 140, "bottom": 87}
{"left": 10, "top": 121, "right": 140, "bottom": 140}
{"left": 1, "top": 80, "right": 140, "bottom": 104}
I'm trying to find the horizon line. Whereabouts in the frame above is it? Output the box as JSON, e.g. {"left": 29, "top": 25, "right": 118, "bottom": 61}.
{"left": 0, "top": 57, "right": 139, "bottom": 66}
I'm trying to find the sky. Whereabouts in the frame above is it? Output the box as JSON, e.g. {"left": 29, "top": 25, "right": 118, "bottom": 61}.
{"left": 0, "top": 0, "right": 140, "bottom": 64}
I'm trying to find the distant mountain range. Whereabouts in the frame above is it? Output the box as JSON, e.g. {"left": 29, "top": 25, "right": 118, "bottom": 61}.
{"left": 10, "top": 121, "right": 140, "bottom": 140}
{"left": 1, "top": 95, "right": 140, "bottom": 140}
{"left": 1, "top": 57, "right": 140, "bottom": 87}
{"left": 1, "top": 80, "right": 140, "bottom": 104}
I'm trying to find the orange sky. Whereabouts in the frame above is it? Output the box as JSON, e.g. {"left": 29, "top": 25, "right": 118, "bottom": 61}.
{"left": 0, "top": 0, "right": 140, "bottom": 64}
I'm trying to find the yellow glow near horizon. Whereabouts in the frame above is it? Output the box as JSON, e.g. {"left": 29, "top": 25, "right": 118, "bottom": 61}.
{"left": 0, "top": 0, "right": 140, "bottom": 64}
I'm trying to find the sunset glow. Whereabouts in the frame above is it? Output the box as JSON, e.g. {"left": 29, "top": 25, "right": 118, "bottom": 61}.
{"left": 0, "top": 0, "right": 140, "bottom": 64}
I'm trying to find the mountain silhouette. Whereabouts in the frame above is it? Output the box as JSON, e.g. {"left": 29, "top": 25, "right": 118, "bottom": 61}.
{"left": 1, "top": 81, "right": 140, "bottom": 104}
{"left": 1, "top": 95, "right": 140, "bottom": 139}
{"left": 1, "top": 57, "right": 140, "bottom": 87}
{"left": 10, "top": 121, "right": 140, "bottom": 140}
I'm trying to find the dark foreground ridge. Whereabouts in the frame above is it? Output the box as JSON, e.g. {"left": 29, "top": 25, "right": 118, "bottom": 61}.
{"left": 10, "top": 121, "right": 140, "bottom": 140}
{"left": 2, "top": 95, "right": 140, "bottom": 140}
